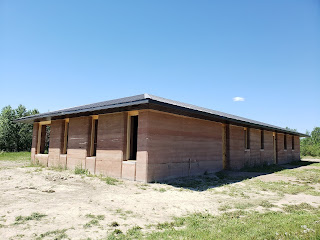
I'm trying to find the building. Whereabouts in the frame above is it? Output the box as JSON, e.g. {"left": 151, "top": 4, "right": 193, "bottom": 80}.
{"left": 15, "top": 94, "right": 307, "bottom": 182}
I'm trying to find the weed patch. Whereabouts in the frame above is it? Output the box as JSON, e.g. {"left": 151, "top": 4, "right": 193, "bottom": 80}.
{"left": 74, "top": 167, "right": 89, "bottom": 175}
{"left": 35, "top": 229, "right": 68, "bottom": 240}
{"left": 74, "top": 167, "right": 120, "bottom": 185}
{"left": 84, "top": 219, "right": 99, "bottom": 228}
{"left": 83, "top": 214, "right": 105, "bottom": 228}
{"left": 114, "top": 209, "right": 134, "bottom": 220}
{"left": 85, "top": 214, "right": 105, "bottom": 220}
{"left": 14, "top": 212, "right": 47, "bottom": 224}
{"left": 100, "top": 176, "right": 119, "bottom": 185}
{"left": 110, "top": 221, "right": 119, "bottom": 227}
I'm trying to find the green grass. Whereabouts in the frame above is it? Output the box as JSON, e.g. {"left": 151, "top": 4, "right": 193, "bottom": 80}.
{"left": 85, "top": 214, "right": 105, "bottom": 220}
{"left": 113, "top": 208, "right": 135, "bottom": 220}
{"left": 14, "top": 212, "right": 47, "bottom": 225}
{"left": 83, "top": 214, "right": 105, "bottom": 228}
{"left": 153, "top": 187, "right": 167, "bottom": 192}
{"left": 218, "top": 204, "right": 232, "bottom": 211}
{"left": 74, "top": 166, "right": 120, "bottom": 185}
{"left": 248, "top": 179, "right": 319, "bottom": 196}
{"left": 74, "top": 166, "right": 89, "bottom": 175}
{"left": 0, "top": 151, "right": 30, "bottom": 161}
{"left": 218, "top": 199, "right": 275, "bottom": 212}
{"left": 107, "top": 208, "right": 320, "bottom": 240}
{"left": 84, "top": 219, "right": 100, "bottom": 228}
{"left": 259, "top": 200, "right": 276, "bottom": 208}
{"left": 100, "top": 176, "right": 119, "bottom": 185}
{"left": 107, "top": 226, "right": 142, "bottom": 240}
{"left": 282, "top": 203, "right": 317, "bottom": 213}
{"left": 279, "top": 168, "right": 320, "bottom": 184}
{"left": 35, "top": 229, "right": 68, "bottom": 240}
{"left": 302, "top": 156, "right": 320, "bottom": 160}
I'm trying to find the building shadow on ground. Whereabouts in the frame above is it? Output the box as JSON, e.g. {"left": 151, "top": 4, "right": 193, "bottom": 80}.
{"left": 163, "top": 160, "right": 319, "bottom": 192}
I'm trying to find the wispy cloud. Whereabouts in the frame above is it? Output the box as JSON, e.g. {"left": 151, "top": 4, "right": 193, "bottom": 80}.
{"left": 233, "top": 97, "right": 245, "bottom": 102}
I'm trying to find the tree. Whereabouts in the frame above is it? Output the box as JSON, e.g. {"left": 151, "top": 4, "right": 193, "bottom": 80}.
{"left": 311, "top": 127, "right": 320, "bottom": 145}
{"left": 300, "top": 127, "right": 320, "bottom": 157}
{"left": 0, "top": 105, "right": 39, "bottom": 152}
{"left": 0, "top": 106, "right": 17, "bottom": 151}
{"left": 285, "top": 127, "right": 297, "bottom": 132}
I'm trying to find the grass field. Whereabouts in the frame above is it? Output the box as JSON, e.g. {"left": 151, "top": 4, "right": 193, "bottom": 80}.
{"left": 108, "top": 208, "right": 320, "bottom": 240}
{"left": 0, "top": 151, "right": 30, "bottom": 161}
{"left": 0, "top": 152, "right": 319, "bottom": 240}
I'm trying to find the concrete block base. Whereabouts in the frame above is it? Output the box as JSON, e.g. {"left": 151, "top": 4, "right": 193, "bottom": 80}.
{"left": 122, "top": 161, "right": 136, "bottom": 181}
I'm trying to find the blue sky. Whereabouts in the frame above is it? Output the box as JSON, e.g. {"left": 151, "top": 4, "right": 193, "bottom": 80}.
{"left": 0, "top": 0, "right": 319, "bottom": 134}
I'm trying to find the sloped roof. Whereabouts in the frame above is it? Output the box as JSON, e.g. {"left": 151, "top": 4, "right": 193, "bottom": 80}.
{"left": 15, "top": 93, "right": 308, "bottom": 137}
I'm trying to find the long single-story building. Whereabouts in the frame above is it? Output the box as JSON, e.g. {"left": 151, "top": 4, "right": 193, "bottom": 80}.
{"left": 15, "top": 94, "right": 307, "bottom": 182}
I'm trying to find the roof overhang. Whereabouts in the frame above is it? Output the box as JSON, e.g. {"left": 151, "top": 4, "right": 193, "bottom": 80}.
{"left": 14, "top": 94, "right": 309, "bottom": 137}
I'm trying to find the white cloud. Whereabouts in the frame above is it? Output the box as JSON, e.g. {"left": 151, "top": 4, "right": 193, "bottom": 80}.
{"left": 233, "top": 97, "right": 245, "bottom": 102}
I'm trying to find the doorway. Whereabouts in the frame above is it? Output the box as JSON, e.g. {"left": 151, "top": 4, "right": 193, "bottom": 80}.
{"left": 273, "top": 133, "right": 277, "bottom": 164}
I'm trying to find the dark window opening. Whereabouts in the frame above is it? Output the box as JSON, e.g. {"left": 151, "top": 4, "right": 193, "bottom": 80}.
{"left": 129, "top": 115, "right": 138, "bottom": 160}
{"left": 93, "top": 119, "right": 98, "bottom": 156}
{"left": 292, "top": 136, "right": 295, "bottom": 150}
{"left": 244, "top": 128, "right": 250, "bottom": 149}
{"left": 261, "top": 130, "right": 264, "bottom": 149}
{"left": 40, "top": 125, "right": 50, "bottom": 154}
{"left": 284, "top": 134, "right": 287, "bottom": 150}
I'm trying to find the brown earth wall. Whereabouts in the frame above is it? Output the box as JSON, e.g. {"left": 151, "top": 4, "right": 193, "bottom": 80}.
{"left": 66, "top": 117, "right": 91, "bottom": 169}
{"left": 95, "top": 112, "right": 127, "bottom": 178}
{"left": 142, "top": 110, "right": 223, "bottom": 182}
{"left": 48, "top": 120, "right": 65, "bottom": 168}
{"left": 30, "top": 110, "right": 302, "bottom": 182}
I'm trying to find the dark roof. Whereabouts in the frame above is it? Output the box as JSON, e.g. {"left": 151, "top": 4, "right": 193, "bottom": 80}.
{"left": 15, "top": 93, "right": 308, "bottom": 137}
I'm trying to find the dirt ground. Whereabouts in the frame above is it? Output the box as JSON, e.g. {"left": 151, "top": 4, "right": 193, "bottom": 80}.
{"left": 0, "top": 159, "right": 319, "bottom": 240}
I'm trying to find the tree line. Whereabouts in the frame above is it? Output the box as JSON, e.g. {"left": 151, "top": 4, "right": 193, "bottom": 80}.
{"left": 301, "top": 127, "right": 320, "bottom": 157}
{"left": 0, "top": 105, "right": 39, "bottom": 152}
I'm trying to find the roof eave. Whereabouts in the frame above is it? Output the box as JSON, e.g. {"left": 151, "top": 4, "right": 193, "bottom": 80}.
{"left": 13, "top": 94, "right": 308, "bottom": 137}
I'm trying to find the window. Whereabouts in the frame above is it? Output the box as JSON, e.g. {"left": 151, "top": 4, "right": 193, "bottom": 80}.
{"left": 37, "top": 122, "right": 51, "bottom": 154}
{"left": 89, "top": 116, "right": 98, "bottom": 157}
{"left": 127, "top": 113, "right": 139, "bottom": 160}
{"left": 62, "top": 119, "right": 69, "bottom": 154}
{"left": 292, "top": 136, "right": 295, "bottom": 150}
{"left": 244, "top": 127, "right": 250, "bottom": 150}
{"left": 261, "top": 130, "right": 264, "bottom": 149}
{"left": 284, "top": 134, "right": 287, "bottom": 150}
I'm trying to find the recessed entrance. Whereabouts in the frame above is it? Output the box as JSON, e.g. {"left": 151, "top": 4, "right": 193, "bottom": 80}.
{"left": 129, "top": 115, "right": 138, "bottom": 160}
